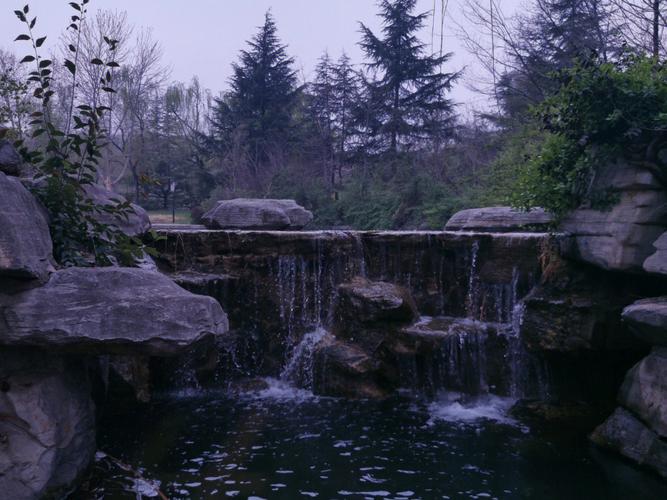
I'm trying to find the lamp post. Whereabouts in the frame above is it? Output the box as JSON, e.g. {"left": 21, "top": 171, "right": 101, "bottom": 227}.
{"left": 170, "top": 180, "right": 176, "bottom": 224}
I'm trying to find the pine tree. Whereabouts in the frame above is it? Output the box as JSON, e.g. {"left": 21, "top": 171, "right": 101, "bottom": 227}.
{"left": 499, "top": 0, "right": 621, "bottom": 118}
{"left": 309, "top": 52, "right": 363, "bottom": 187}
{"left": 359, "top": 0, "right": 458, "bottom": 153}
{"left": 332, "top": 53, "right": 361, "bottom": 158}
{"left": 211, "top": 11, "right": 297, "bottom": 174}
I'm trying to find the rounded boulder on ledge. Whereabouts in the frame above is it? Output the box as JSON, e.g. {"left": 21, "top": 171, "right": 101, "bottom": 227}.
{"left": 202, "top": 198, "right": 313, "bottom": 230}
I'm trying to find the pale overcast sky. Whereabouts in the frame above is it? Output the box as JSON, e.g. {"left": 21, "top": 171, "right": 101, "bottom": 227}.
{"left": 0, "top": 0, "right": 522, "bottom": 109}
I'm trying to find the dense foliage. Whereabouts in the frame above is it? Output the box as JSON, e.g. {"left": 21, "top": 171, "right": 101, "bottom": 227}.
{"left": 3, "top": 1, "right": 152, "bottom": 266}
{"left": 512, "top": 55, "right": 667, "bottom": 217}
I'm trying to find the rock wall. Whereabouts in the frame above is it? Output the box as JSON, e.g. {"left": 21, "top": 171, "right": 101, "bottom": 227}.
{"left": 592, "top": 297, "right": 667, "bottom": 478}
{"left": 0, "top": 156, "right": 230, "bottom": 498}
{"left": 560, "top": 162, "right": 667, "bottom": 273}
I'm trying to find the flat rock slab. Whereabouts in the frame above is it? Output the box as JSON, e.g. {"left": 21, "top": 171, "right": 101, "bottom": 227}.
{"left": 0, "top": 172, "right": 54, "bottom": 281}
{"left": 623, "top": 297, "right": 667, "bottom": 346}
{"left": 445, "top": 206, "right": 552, "bottom": 233}
{"left": 202, "top": 198, "right": 313, "bottom": 230}
{"left": 591, "top": 407, "right": 667, "bottom": 478}
{"left": 0, "top": 267, "right": 228, "bottom": 356}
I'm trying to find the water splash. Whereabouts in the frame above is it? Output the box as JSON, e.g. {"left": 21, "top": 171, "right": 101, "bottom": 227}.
{"left": 281, "top": 327, "right": 328, "bottom": 390}
{"left": 427, "top": 392, "right": 518, "bottom": 427}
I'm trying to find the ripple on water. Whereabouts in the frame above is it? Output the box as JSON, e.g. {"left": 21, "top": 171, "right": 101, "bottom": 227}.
{"left": 88, "top": 389, "right": 667, "bottom": 500}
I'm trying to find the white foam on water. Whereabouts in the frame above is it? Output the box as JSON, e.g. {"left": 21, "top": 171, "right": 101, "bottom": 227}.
{"left": 427, "top": 392, "right": 517, "bottom": 426}
{"left": 241, "top": 377, "right": 319, "bottom": 403}
{"left": 280, "top": 327, "right": 328, "bottom": 388}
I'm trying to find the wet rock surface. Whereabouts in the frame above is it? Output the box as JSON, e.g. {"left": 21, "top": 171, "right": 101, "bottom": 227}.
{"left": 312, "top": 334, "right": 393, "bottom": 399}
{"left": 520, "top": 255, "right": 653, "bottom": 352}
{"left": 445, "top": 206, "right": 553, "bottom": 232}
{"left": 202, "top": 198, "right": 313, "bottom": 230}
{"left": 334, "top": 277, "right": 418, "bottom": 332}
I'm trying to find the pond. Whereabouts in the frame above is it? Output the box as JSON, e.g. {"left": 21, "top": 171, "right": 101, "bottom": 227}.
{"left": 79, "top": 379, "right": 667, "bottom": 499}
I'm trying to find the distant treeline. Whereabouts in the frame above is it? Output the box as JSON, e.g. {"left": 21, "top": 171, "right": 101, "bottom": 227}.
{"left": 2, "top": 0, "right": 666, "bottom": 229}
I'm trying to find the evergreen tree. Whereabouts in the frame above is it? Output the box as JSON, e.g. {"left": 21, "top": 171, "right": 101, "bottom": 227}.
{"left": 359, "top": 0, "right": 458, "bottom": 153}
{"left": 211, "top": 11, "right": 297, "bottom": 177}
{"left": 332, "top": 53, "right": 361, "bottom": 158}
{"left": 498, "top": 0, "right": 621, "bottom": 118}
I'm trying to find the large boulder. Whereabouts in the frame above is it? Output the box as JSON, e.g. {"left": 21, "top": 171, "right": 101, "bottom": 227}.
{"left": 312, "top": 334, "right": 394, "bottom": 399}
{"left": 445, "top": 206, "right": 553, "bottom": 233}
{"left": 560, "top": 163, "right": 667, "bottom": 273}
{"left": 644, "top": 232, "right": 667, "bottom": 276}
{"left": 618, "top": 348, "right": 667, "bottom": 438}
{"left": 202, "top": 198, "right": 313, "bottom": 230}
{"left": 0, "top": 267, "right": 228, "bottom": 356}
{"left": 0, "top": 172, "right": 54, "bottom": 281}
{"left": 622, "top": 297, "right": 667, "bottom": 346}
{"left": 591, "top": 407, "right": 667, "bottom": 479}
{"left": 521, "top": 260, "right": 644, "bottom": 352}
{"left": 84, "top": 184, "right": 151, "bottom": 237}
{"left": 0, "top": 140, "right": 22, "bottom": 176}
{"left": 0, "top": 349, "right": 96, "bottom": 500}
{"left": 334, "top": 277, "right": 418, "bottom": 336}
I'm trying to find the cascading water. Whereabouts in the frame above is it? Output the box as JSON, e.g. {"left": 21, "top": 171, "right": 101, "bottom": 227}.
{"left": 83, "top": 229, "right": 667, "bottom": 499}
{"left": 160, "top": 229, "right": 550, "bottom": 401}
{"left": 280, "top": 327, "right": 328, "bottom": 390}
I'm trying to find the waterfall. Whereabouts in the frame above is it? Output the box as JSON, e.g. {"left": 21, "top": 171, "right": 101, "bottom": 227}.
{"left": 157, "top": 229, "right": 550, "bottom": 399}
{"left": 280, "top": 327, "right": 327, "bottom": 390}
{"left": 466, "top": 240, "right": 480, "bottom": 318}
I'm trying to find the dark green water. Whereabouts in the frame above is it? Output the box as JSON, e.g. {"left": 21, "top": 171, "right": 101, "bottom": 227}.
{"left": 84, "top": 380, "right": 667, "bottom": 500}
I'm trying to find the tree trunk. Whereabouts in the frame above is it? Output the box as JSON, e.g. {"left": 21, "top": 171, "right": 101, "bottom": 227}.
{"left": 653, "top": 0, "right": 661, "bottom": 58}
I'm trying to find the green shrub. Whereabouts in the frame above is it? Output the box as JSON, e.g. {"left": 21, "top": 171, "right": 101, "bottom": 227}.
{"left": 512, "top": 55, "right": 667, "bottom": 217}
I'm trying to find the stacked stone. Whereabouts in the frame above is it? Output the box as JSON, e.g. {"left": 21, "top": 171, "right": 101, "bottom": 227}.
{"left": 0, "top": 143, "right": 228, "bottom": 499}
{"left": 591, "top": 298, "right": 667, "bottom": 478}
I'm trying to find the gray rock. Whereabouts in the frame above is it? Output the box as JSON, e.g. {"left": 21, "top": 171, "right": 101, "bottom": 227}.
{"left": 0, "top": 140, "right": 21, "bottom": 176}
{"left": 0, "top": 267, "right": 229, "bottom": 356}
{"left": 445, "top": 206, "right": 553, "bottom": 233}
{"left": 312, "top": 334, "right": 392, "bottom": 399}
{"left": 0, "top": 349, "right": 96, "bottom": 500}
{"left": 623, "top": 297, "right": 667, "bottom": 346}
{"left": 85, "top": 184, "right": 151, "bottom": 237}
{"left": 108, "top": 354, "right": 151, "bottom": 403}
{"left": 334, "top": 277, "right": 418, "bottom": 333}
{"left": 0, "top": 172, "right": 55, "bottom": 281}
{"left": 560, "top": 163, "right": 667, "bottom": 273}
{"left": 619, "top": 348, "right": 667, "bottom": 437}
{"left": 591, "top": 407, "right": 667, "bottom": 478}
{"left": 202, "top": 198, "right": 313, "bottom": 230}
{"left": 644, "top": 232, "right": 667, "bottom": 276}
